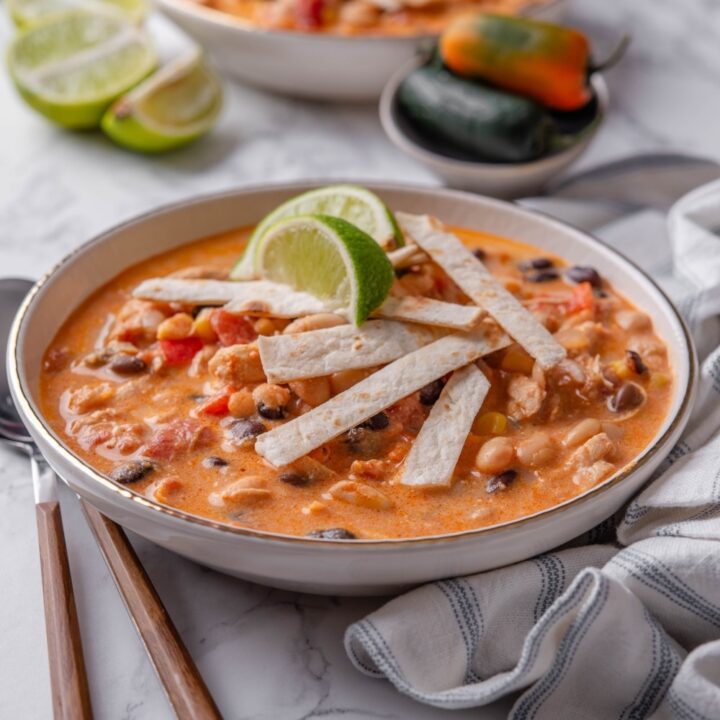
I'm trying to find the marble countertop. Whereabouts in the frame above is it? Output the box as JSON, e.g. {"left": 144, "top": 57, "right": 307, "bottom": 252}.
{"left": 2, "top": 1, "right": 719, "bottom": 717}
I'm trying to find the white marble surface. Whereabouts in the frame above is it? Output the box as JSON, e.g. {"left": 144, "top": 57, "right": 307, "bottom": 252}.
{"left": 1, "top": 1, "right": 719, "bottom": 718}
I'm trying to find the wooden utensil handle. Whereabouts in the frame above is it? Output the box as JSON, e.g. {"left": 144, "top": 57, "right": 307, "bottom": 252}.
{"left": 80, "top": 501, "right": 221, "bottom": 720}
{"left": 36, "top": 501, "right": 94, "bottom": 720}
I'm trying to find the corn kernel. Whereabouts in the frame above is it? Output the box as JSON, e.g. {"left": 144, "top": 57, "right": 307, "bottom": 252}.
{"left": 157, "top": 312, "right": 193, "bottom": 340}
{"left": 649, "top": 372, "right": 670, "bottom": 390}
{"left": 192, "top": 309, "right": 217, "bottom": 342}
{"left": 473, "top": 411, "right": 507, "bottom": 436}
{"left": 608, "top": 359, "right": 632, "bottom": 381}
{"left": 500, "top": 347, "right": 534, "bottom": 374}
{"left": 254, "top": 317, "right": 276, "bottom": 336}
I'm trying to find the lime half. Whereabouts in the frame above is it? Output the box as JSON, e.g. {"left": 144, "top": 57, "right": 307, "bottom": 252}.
{"left": 231, "top": 184, "right": 404, "bottom": 280}
{"left": 256, "top": 215, "right": 395, "bottom": 325}
{"left": 101, "top": 51, "right": 222, "bottom": 153}
{"left": 8, "top": 0, "right": 147, "bottom": 28}
{"left": 8, "top": 10, "right": 156, "bottom": 128}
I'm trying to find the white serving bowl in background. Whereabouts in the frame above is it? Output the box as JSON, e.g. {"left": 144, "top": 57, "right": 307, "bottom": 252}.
{"left": 9, "top": 182, "right": 696, "bottom": 596}
{"left": 380, "top": 60, "right": 608, "bottom": 198}
{"left": 155, "top": 0, "right": 568, "bottom": 101}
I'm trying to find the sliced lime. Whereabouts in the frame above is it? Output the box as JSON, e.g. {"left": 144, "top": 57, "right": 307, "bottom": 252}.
{"left": 101, "top": 50, "right": 222, "bottom": 153}
{"left": 255, "top": 214, "right": 395, "bottom": 325}
{"left": 7, "top": 10, "right": 156, "bottom": 128}
{"left": 230, "top": 184, "right": 404, "bottom": 280}
{"left": 8, "top": 0, "right": 146, "bottom": 28}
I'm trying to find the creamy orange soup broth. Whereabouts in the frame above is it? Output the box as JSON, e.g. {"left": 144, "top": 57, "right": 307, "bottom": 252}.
{"left": 204, "top": 0, "right": 549, "bottom": 36}
{"left": 40, "top": 226, "right": 673, "bottom": 539}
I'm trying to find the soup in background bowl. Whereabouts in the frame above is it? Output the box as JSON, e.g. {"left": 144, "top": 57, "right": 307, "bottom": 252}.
{"left": 9, "top": 184, "right": 696, "bottom": 595}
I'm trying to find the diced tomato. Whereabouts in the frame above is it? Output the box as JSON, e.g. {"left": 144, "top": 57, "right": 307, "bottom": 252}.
{"left": 198, "top": 394, "right": 230, "bottom": 416}
{"left": 296, "top": 0, "right": 325, "bottom": 29}
{"left": 210, "top": 310, "right": 257, "bottom": 347}
{"left": 159, "top": 337, "right": 204, "bottom": 365}
{"left": 566, "top": 282, "right": 594, "bottom": 315}
{"left": 145, "top": 419, "right": 214, "bottom": 460}
{"left": 387, "top": 395, "right": 427, "bottom": 434}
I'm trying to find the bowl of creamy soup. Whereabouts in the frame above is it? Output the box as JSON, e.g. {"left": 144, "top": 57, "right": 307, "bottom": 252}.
{"left": 8, "top": 183, "right": 696, "bottom": 595}
{"left": 154, "top": 0, "right": 566, "bottom": 100}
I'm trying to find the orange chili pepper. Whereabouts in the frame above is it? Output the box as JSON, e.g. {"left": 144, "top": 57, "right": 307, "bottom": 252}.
{"left": 440, "top": 12, "right": 628, "bottom": 111}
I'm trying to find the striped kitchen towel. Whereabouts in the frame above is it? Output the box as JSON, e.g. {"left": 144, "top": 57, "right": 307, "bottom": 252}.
{"left": 345, "top": 180, "right": 720, "bottom": 719}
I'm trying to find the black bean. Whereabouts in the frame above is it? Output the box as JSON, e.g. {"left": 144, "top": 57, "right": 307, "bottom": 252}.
{"left": 473, "top": 248, "right": 487, "bottom": 261}
{"left": 395, "top": 267, "right": 411, "bottom": 278}
{"left": 566, "top": 265, "right": 602, "bottom": 288}
{"left": 306, "top": 528, "right": 357, "bottom": 540}
{"left": 519, "top": 257, "right": 554, "bottom": 272}
{"left": 230, "top": 418, "right": 266, "bottom": 441}
{"left": 526, "top": 270, "right": 559, "bottom": 283}
{"left": 279, "top": 472, "right": 310, "bottom": 487}
{"left": 608, "top": 382, "right": 646, "bottom": 413}
{"left": 419, "top": 379, "right": 445, "bottom": 406}
{"left": 203, "top": 456, "right": 228, "bottom": 468}
{"left": 486, "top": 469, "right": 517, "bottom": 494}
{"left": 257, "top": 402, "right": 286, "bottom": 420}
{"left": 109, "top": 354, "right": 147, "bottom": 375}
{"left": 361, "top": 412, "right": 390, "bottom": 431}
{"left": 110, "top": 460, "right": 155, "bottom": 484}
{"left": 626, "top": 350, "right": 648, "bottom": 375}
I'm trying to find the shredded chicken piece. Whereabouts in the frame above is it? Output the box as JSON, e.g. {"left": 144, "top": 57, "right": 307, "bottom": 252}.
{"left": 507, "top": 370, "right": 546, "bottom": 420}
{"left": 573, "top": 460, "right": 616, "bottom": 488}
{"left": 569, "top": 432, "right": 614, "bottom": 470}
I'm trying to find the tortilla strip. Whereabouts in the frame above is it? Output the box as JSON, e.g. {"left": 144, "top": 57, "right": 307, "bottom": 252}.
{"left": 387, "top": 244, "right": 428, "bottom": 268}
{"left": 255, "top": 330, "right": 508, "bottom": 467}
{"left": 134, "top": 278, "right": 328, "bottom": 317}
{"left": 400, "top": 364, "right": 489, "bottom": 487}
{"left": 397, "top": 213, "right": 566, "bottom": 369}
{"left": 134, "top": 277, "right": 482, "bottom": 330}
{"left": 375, "top": 296, "right": 483, "bottom": 330}
{"left": 258, "top": 320, "right": 437, "bottom": 383}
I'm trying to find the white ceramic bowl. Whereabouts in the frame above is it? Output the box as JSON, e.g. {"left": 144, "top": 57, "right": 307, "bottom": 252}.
{"left": 155, "top": 0, "right": 568, "bottom": 101}
{"left": 9, "top": 183, "right": 696, "bottom": 596}
{"left": 380, "top": 60, "right": 608, "bottom": 198}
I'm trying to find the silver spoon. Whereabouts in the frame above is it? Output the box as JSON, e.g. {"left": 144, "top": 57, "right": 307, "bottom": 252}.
{"left": 0, "top": 278, "right": 221, "bottom": 720}
{"left": 0, "top": 278, "right": 94, "bottom": 720}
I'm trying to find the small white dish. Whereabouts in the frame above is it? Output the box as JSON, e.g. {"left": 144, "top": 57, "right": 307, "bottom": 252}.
{"left": 380, "top": 59, "right": 608, "bottom": 198}
{"left": 155, "top": 0, "right": 568, "bottom": 101}
{"left": 8, "top": 182, "right": 696, "bottom": 596}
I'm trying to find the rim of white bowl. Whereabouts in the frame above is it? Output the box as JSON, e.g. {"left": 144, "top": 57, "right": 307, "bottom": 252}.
{"left": 379, "top": 58, "right": 608, "bottom": 176}
{"left": 155, "top": 0, "right": 567, "bottom": 41}
{"left": 9, "top": 181, "right": 697, "bottom": 547}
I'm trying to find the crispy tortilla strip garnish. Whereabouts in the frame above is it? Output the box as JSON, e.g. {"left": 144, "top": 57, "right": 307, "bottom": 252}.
{"left": 134, "top": 277, "right": 482, "bottom": 331}
{"left": 397, "top": 213, "right": 566, "bottom": 369}
{"left": 387, "top": 244, "right": 428, "bottom": 268}
{"left": 133, "top": 278, "right": 328, "bottom": 317}
{"left": 400, "top": 364, "right": 489, "bottom": 487}
{"left": 258, "top": 320, "right": 437, "bottom": 383}
{"left": 255, "top": 331, "right": 508, "bottom": 467}
{"left": 376, "top": 296, "right": 483, "bottom": 330}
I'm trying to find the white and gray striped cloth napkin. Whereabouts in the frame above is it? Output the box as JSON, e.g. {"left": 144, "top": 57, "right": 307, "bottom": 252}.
{"left": 345, "top": 179, "right": 720, "bottom": 719}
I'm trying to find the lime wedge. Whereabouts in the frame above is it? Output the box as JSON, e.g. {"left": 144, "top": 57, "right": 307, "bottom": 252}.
{"left": 101, "top": 51, "right": 222, "bottom": 153}
{"left": 8, "top": 0, "right": 146, "bottom": 28}
{"left": 230, "top": 184, "right": 404, "bottom": 280}
{"left": 7, "top": 10, "right": 156, "bottom": 128}
{"left": 255, "top": 215, "right": 395, "bottom": 325}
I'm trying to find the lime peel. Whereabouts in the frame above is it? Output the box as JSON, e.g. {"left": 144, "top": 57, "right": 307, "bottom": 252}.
{"left": 7, "top": 9, "right": 156, "bottom": 128}
{"left": 101, "top": 50, "right": 223, "bottom": 153}
{"left": 231, "top": 184, "right": 404, "bottom": 280}
{"left": 256, "top": 214, "right": 395, "bottom": 326}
